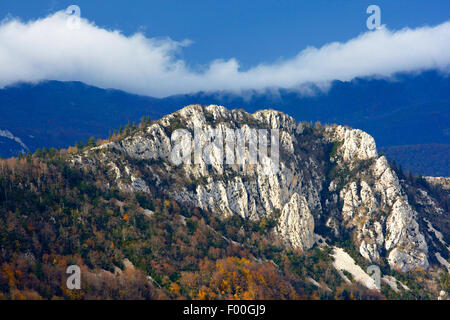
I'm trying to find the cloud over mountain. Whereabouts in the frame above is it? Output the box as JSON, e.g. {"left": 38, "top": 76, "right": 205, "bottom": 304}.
{"left": 0, "top": 11, "right": 449, "bottom": 97}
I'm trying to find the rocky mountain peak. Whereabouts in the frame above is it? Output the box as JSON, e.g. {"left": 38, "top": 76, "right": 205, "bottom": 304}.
{"left": 73, "top": 104, "right": 449, "bottom": 274}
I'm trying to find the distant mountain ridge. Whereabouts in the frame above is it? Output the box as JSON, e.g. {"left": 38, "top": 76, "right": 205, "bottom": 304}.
{"left": 0, "top": 81, "right": 166, "bottom": 155}
{"left": 0, "top": 71, "right": 449, "bottom": 175}
{"left": 170, "top": 71, "right": 450, "bottom": 147}
{"left": 380, "top": 144, "right": 450, "bottom": 177}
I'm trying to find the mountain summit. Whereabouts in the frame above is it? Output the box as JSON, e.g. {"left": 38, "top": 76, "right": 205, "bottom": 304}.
{"left": 1, "top": 104, "right": 449, "bottom": 299}
{"left": 73, "top": 104, "right": 449, "bottom": 273}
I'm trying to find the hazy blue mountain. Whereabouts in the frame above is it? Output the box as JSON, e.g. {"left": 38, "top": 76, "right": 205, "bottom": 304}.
{"left": 168, "top": 71, "right": 450, "bottom": 147}
{"left": 380, "top": 144, "right": 450, "bottom": 177}
{"left": 0, "top": 71, "right": 449, "bottom": 175}
{"left": 0, "top": 136, "right": 27, "bottom": 156}
{"left": 0, "top": 81, "right": 171, "bottom": 156}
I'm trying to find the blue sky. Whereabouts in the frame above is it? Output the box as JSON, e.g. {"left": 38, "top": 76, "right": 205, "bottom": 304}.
{"left": 0, "top": 0, "right": 449, "bottom": 96}
{"left": 2, "top": 0, "right": 449, "bottom": 68}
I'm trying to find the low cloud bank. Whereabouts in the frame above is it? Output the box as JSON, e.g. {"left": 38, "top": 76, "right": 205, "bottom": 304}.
{"left": 0, "top": 11, "right": 449, "bottom": 97}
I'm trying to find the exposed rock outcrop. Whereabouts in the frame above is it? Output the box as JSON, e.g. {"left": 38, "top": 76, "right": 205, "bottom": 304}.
{"left": 71, "top": 104, "right": 448, "bottom": 273}
{"left": 275, "top": 193, "right": 315, "bottom": 251}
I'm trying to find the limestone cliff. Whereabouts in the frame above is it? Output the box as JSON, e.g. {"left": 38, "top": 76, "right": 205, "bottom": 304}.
{"left": 72, "top": 104, "right": 449, "bottom": 273}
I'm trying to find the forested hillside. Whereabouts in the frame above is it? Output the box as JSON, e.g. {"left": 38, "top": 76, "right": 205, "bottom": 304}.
{"left": 1, "top": 106, "right": 449, "bottom": 300}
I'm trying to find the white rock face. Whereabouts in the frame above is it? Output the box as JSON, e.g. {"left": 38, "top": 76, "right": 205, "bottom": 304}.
{"left": 329, "top": 126, "right": 378, "bottom": 163}
{"left": 332, "top": 247, "right": 379, "bottom": 290}
{"left": 374, "top": 156, "right": 403, "bottom": 207}
{"left": 71, "top": 104, "right": 447, "bottom": 274}
{"left": 121, "top": 124, "right": 172, "bottom": 160}
{"left": 325, "top": 123, "right": 432, "bottom": 272}
{"left": 197, "top": 180, "right": 234, "bottom": 218}
{"left": 360, "top": 181, "right": 377, "bottom": 214}
{"left": 94, "top": 105, "right": 322, "bottom": 250}
{"left": 360, "top": 239, "right": 381, "bottom": 262}
{"left": 385, "top": 199, "right": 429, "bottom": 271}
{"left": 226, "top": 177, "right": 249, "bottom": 219}
{"left": 157, "top": 105, "right": 323, "bottom": 251}
{"left": 275, "top": 193, "right": 315, "bottom": 251}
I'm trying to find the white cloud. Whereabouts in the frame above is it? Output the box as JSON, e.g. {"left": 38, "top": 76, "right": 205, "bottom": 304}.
{"left": 0, "top": 11, "right": 449, "bottom": 97}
